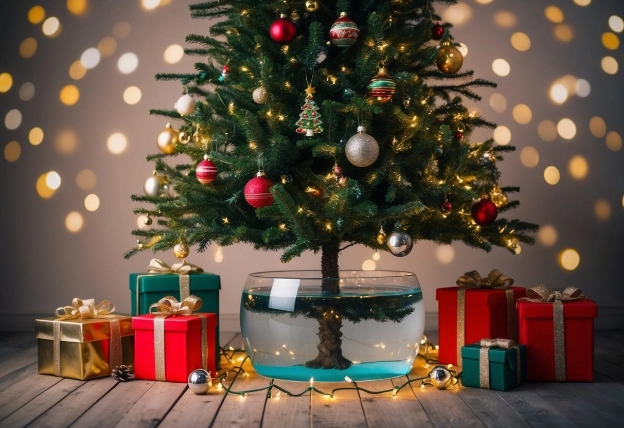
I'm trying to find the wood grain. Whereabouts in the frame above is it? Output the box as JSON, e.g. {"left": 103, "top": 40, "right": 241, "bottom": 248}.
{"left": 0, "top": 346, "right": 37, "bottom": 378}
{"left": 114, "top": 381, "right": 187, "bottom": 428}
{"left": 457, "top": 386, "right": 530, "bottom": 428}
{"left": 0, "top": 366, "right": 62, "bottom": 421}
{"left": 495, "top": 387, "right": 580, "bottom": 428}
{"left": 263, "top": 380, "right": 311, "bottom": 427}
{"left": 310, "top": 381, "right": 366, "bottom": 428}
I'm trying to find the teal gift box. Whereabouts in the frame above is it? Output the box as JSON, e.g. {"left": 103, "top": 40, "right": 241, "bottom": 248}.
{"left": 461, "top": 339, "right": 526, "bottom": 391}
{"left": 129, "top": 260, "right": 221, "bottom": 368}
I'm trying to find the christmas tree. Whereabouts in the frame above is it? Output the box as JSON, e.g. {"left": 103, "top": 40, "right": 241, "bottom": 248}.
{"left": 127, "top": 0, "right": 537, "bottom": 370}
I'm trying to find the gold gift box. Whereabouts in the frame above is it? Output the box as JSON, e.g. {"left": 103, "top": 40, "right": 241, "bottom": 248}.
{"left": 35, "top": 315, "right": 134, "bottom": 380}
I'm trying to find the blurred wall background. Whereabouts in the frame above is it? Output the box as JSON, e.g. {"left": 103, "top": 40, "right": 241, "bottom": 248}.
{"left": 1, "top": 0, "right": 622, "bottom": 331}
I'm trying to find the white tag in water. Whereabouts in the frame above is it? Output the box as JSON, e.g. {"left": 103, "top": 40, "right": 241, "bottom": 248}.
{"left": 268, "top": 278, "right": 301, "bottom": 312}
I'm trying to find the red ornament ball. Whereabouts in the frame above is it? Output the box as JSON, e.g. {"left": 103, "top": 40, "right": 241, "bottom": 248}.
{"left": 196, "top": 158, "right": 217, "bottom": 184}
{"left": 441, "top": 199, "right": 452, "bottom": 214}
{"left": 454, "top": 131, "right": 463, "bottom": 141}
{"left": 329, "top": 12, "right": 360, "bottom": 47}
{"left": 471, "top": 198, "right": 498, "bottom": 225}
{"left": 431, "top": 22, "right": 444, "bottom": 40}
{"left": 270, "top": 16, "right": 297, "bottom": 45}
{"left": 244, "top": 172, "right": 275, "bottom": 208}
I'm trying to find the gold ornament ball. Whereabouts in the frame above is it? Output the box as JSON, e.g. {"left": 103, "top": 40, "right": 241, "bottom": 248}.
{"left": 376, "top": 229, "right": 387, "bottom": 245}
{"left": 252, "top": 86, "right": 268, "bottom": 104}
{"left": 157, "top": 123, "right": 179, "bottom": 155}
{"left": 173, "top": 242, "right": 190, "bottom": 259}
{"left": 436, "top": 45, "right": 463, "bottom": 74}
{"left": 305, "top": 0, "right": 319, "bottom": 12}
{"left": 490, "top": 188, "right": 508, "bottom": 208}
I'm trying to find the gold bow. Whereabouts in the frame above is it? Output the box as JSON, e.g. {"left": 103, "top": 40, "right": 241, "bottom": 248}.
{"left": 480, "top": 338, "right": 515, "bottom": 348}
{"left": 147, "top": 259, "right": 204, "bottom": 275}
{"left": 55, "top": 298, "right": 116, "bottom": 320}
{"left": 456, "top": 269, "right": 514, "bottom": 289}
{"left": 525, "top": 284, "right": 583, "bottom": 302}
{"left": 149, "top": 295, "right": 203, "bottom": 315}
{"left": 479, "top": 338, "right": 521, "bottom": 389}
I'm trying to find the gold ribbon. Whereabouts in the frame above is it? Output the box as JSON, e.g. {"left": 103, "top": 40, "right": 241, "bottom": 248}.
{"left": 455, "top": 270, "right": 515, "bottom": 364}
{"left": 478, "top": 338, "right": 518, "bottom": 389}
{"left": 521, "top": 285, "right": 584, "bottom": 381}
{"left": 148, "top": 295, "right": 206, "bottom": 382}
{"left": 135, "top": 259, "right": 204, "bottom": 315}
{"left": 53, "top": 298, "right": 120, "bottom": 377}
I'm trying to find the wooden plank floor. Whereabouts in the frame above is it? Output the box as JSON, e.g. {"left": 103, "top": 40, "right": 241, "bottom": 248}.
{"left": 1, "top": 330, "right": 623, "bottom": 428}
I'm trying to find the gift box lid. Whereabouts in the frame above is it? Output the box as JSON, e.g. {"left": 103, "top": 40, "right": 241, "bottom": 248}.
{"left": 35, "top": 315, "right": 134, "bottom": 343}
{"left": 129, "top": 272, "right": 221, "bottom": 292}
{"left": 436, "top": 286, "right": 525, "bottom": 305}
{"left": 516, "top": 298, "right": 597, "bottom": 318}
{"left": 461, "top": 342, "right": 524, "bottom": 368}
{"left": 132, "top": 313, "right": 217, "bottom": 332}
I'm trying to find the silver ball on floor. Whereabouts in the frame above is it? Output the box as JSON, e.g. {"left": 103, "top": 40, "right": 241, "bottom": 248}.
{"left": 188, "top": 369, "right": 213, "bottom": 394}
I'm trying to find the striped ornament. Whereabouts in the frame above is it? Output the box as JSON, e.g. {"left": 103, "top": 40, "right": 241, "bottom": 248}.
{"left": 244, "top": 172, "right": 275, "bottom": 208}
{"left": 367, "top": 68, "right": 396, "bottom": 102}
{"left": 196, "top": 159, "right": 218, "bottom": 184}
{"left": 329, "top": 12, "right": 359, "bottom": 47}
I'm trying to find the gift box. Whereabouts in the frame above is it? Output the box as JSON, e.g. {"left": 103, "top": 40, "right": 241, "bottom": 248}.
{"left": 130, "top": 259, "right": 220, "bottom": 368}
{"left": 436, "top": 270, "right": 525, "bottom": 365}
{"left": 461, "top": 339, "right": 526, "bottom": 391}
{"left": 517, "top": 285, "right": 598, "bottom": 382}
{"left": 133, "top": 311, "right": 218, "bottom": 383}
{"left": 35, "top": 299, "right": 134, "bottom": 380}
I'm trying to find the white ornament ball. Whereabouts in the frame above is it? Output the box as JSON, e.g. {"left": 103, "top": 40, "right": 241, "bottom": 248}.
{"left": 387, "top": 230, "right": 413, "bottom": 257}
{"left": 144, "top": 174, "right": 167, "bottom": 197}
{"left": 175, "top": 94, "right": 195, "bottom": 116}
{"left": 188, "top": 369, "right": 212, "bottom": 394}
{"left": 252, "top": 86, "right": 268, "bottom": 104}
{"left": 345, "top": 126, "right": 379, "bottom": 167}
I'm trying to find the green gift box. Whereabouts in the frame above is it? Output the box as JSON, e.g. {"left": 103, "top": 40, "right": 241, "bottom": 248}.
{"left": 461, "top": 340, "right": 526, "bottom": 391}
{"left": 130, "top": 261, "right": 221, "bottom": 368}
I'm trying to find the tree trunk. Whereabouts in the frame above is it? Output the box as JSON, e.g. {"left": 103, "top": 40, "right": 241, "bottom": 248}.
{"left": 305, "top": 242, "right": 353, "bottom": 370}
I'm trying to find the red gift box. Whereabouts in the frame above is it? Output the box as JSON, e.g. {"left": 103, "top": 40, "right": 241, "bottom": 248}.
{"left": 133, "top": 313, "right": 218, "bottom": 382}
{"left": 517, "top": 298, "right": 597, "bottom": 382}
{"left": 436, "top": 286, "right": 526, "bottom": 365}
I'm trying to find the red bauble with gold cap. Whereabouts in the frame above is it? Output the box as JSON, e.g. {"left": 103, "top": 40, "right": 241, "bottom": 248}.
{"left": 471, "top": 196, "right": 498, "bottom": 225}
{"left": 196, "top": 156, "right": 217, "bottom": 184}
{"left": 270, "top": 15, "right": 297, "bottom": 45}
{"left": 244, "top": 172, "right": 275, "bottom": 208}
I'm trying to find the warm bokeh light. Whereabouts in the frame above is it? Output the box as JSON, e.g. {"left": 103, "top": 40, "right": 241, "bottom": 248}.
{"left": 123, "top": 86, "right": 142, "bottom": 104}
{"left": 60, "top": 85, "right": 80, "bottom": 105}
{"left": 554, "top": 24, "right": 573, "bottom": 42}
{"left": 549, "top": 83, "right": 568, "bottom": 104}
{"left": 19, "top": 82, "right": 35, "bottom": 101}
{"left": 492, "top": 59, "right": 511, "bottom": 76}
{"left": 605, "top": 131, "right": 622, "bottom": 152}
{"left": 141, "top": 0, "right": 161, "bottom": 10}
{"left": 214, "top": 247, "right": 224, "bottom": 263}
{"left": 84, "top": 194, "right": 100, "bottom": 211}
{"left": 55, "top": 129, "right": 78, "bottom": 155}
{"left": 457, "top": 43, "right": 468, "bottom": 57}
{"left": 601, "top": 56, "right": 618, "bottom": 75}
{"left": 602, "top": 32, "right": 620, "bottom": 50}
{"left": 98, "top": 36, "right": 117, "bottom": 57}
{"left": 362, "top": 259, "right": 376, "bottom": 270}
{"left": 29, "top": 127, "right": 44, "bottom": 146}
{"left": 372, "top": 252, "right": 381, "bottom": 261}
{"left": 107, "top": 132, "right": 128, "bottom": 154}
{"left": 164, "top": 44, "right": 184, "bottom": 64}
{"left": 544, "top": 166, "right": 560, "bottom": 185}
{"left": 42, "top": 17, "right": 62, "bottom": 38}
{"left": 559, "top": 249, "right": 580, "bottom": 271}
{"left": 81, "top": 47, "right": 101, "bottom": 69}
{"left": 520, "top": 146, "right": 539, "bottom": 168}
{"left": 594, "top": 199, "right": 611, "bottom": 221}
{"left": 0, "top": 73, "right": 13, "bottom": 93}
{"left": 510, "top": 32, "right": 531, "bottom": 51}
{"left": 475, "top": 0, "right": 493, "bottom": 4}
{"left": 5, "top": 109, "right": 22, "bottom": 130}
{"left": 557, "top": 118, "right": 576, "bottom": 140}
{"left": 76, "top": 169, "right": 97, "bottom": 190}
{"left": 65, "top": 211, "right": 84, "bottom": 233}
{"left": 67, "top": 0, "right": 89, "bottom": 15}
{"left": 537, "top": 225, "right": 558, "bottom": 247}
{"left": 493, "top": 11, "right": 517, "bottom": 28}
{"left": 435, "top": 245, "right": 455, "bottom": 265}
{"left": 118, "top": 53, "right": 139, "bottom": 74}
{"left": 46, "top": 171, "right": 62, "bottom": 190}
{"left": 489, "top": 93, "right": 507, "bottom": 112}
{"left": 4, "top": 141, "right": 21, "bottom": 162}
{"left": 512, "top": 104, "right": 532, "bottom": 124}
{"left": 573, "top": 0, "right": 591, "bottom": 5}
{"left": 69, "top": 60, "right": 87, "bottom": 80}
{"left": 28, "top": 6, "right": 46, "bottom": 24}
{"left": 441, "top": 2, "right": 472, "bottom": 26}
{"left": 113, "top": 21, "right": 131, "bottom": 39}
{"left": 575, "top": 79, "right": 590, "bottom": 97}
{"left": 36, "top": 173, "right": 56, "bottom": 199}
{"left": 19, "top": 38, "right": 38, "bottom": 58}
{"left": 137, "top": 214, "right": 149, "bottom": 230}
{"left": 609, "top": 15, "right": 624, "bottom": 33}
{"left": 545, "top": 6, "right": 564, "bottom": 23}
{"left": 568, "top": 155, "right": 588, "bottom": 180}
{"left": 538, "top": 120, "right": 558, "bottom": 142}
{"left": 589, "top": 116, "right": 606, "bottom": 138}
{"left": 493, "top": 125, "right": 511, "bottom": 145}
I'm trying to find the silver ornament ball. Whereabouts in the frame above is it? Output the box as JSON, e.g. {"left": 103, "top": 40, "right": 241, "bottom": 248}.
{"left": 387, "top": 230, "right": 413, "bottom": 257}
{"left": 144, "top": 174, "right": 167, "bottom": 197}
{"left": 345, "top": 126, "right": 379, "bottom": 167}
{"left": 187, "top": 369, "right": 212, "bottom": 394}
{"left": 430, "top": 366, "right": 453, "bottom": 390}
{"left": 175, "top": 94, "right": 196, "bottom": 116}
{"left": 252, "top": 86, "right": 268, "bottom": 104}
